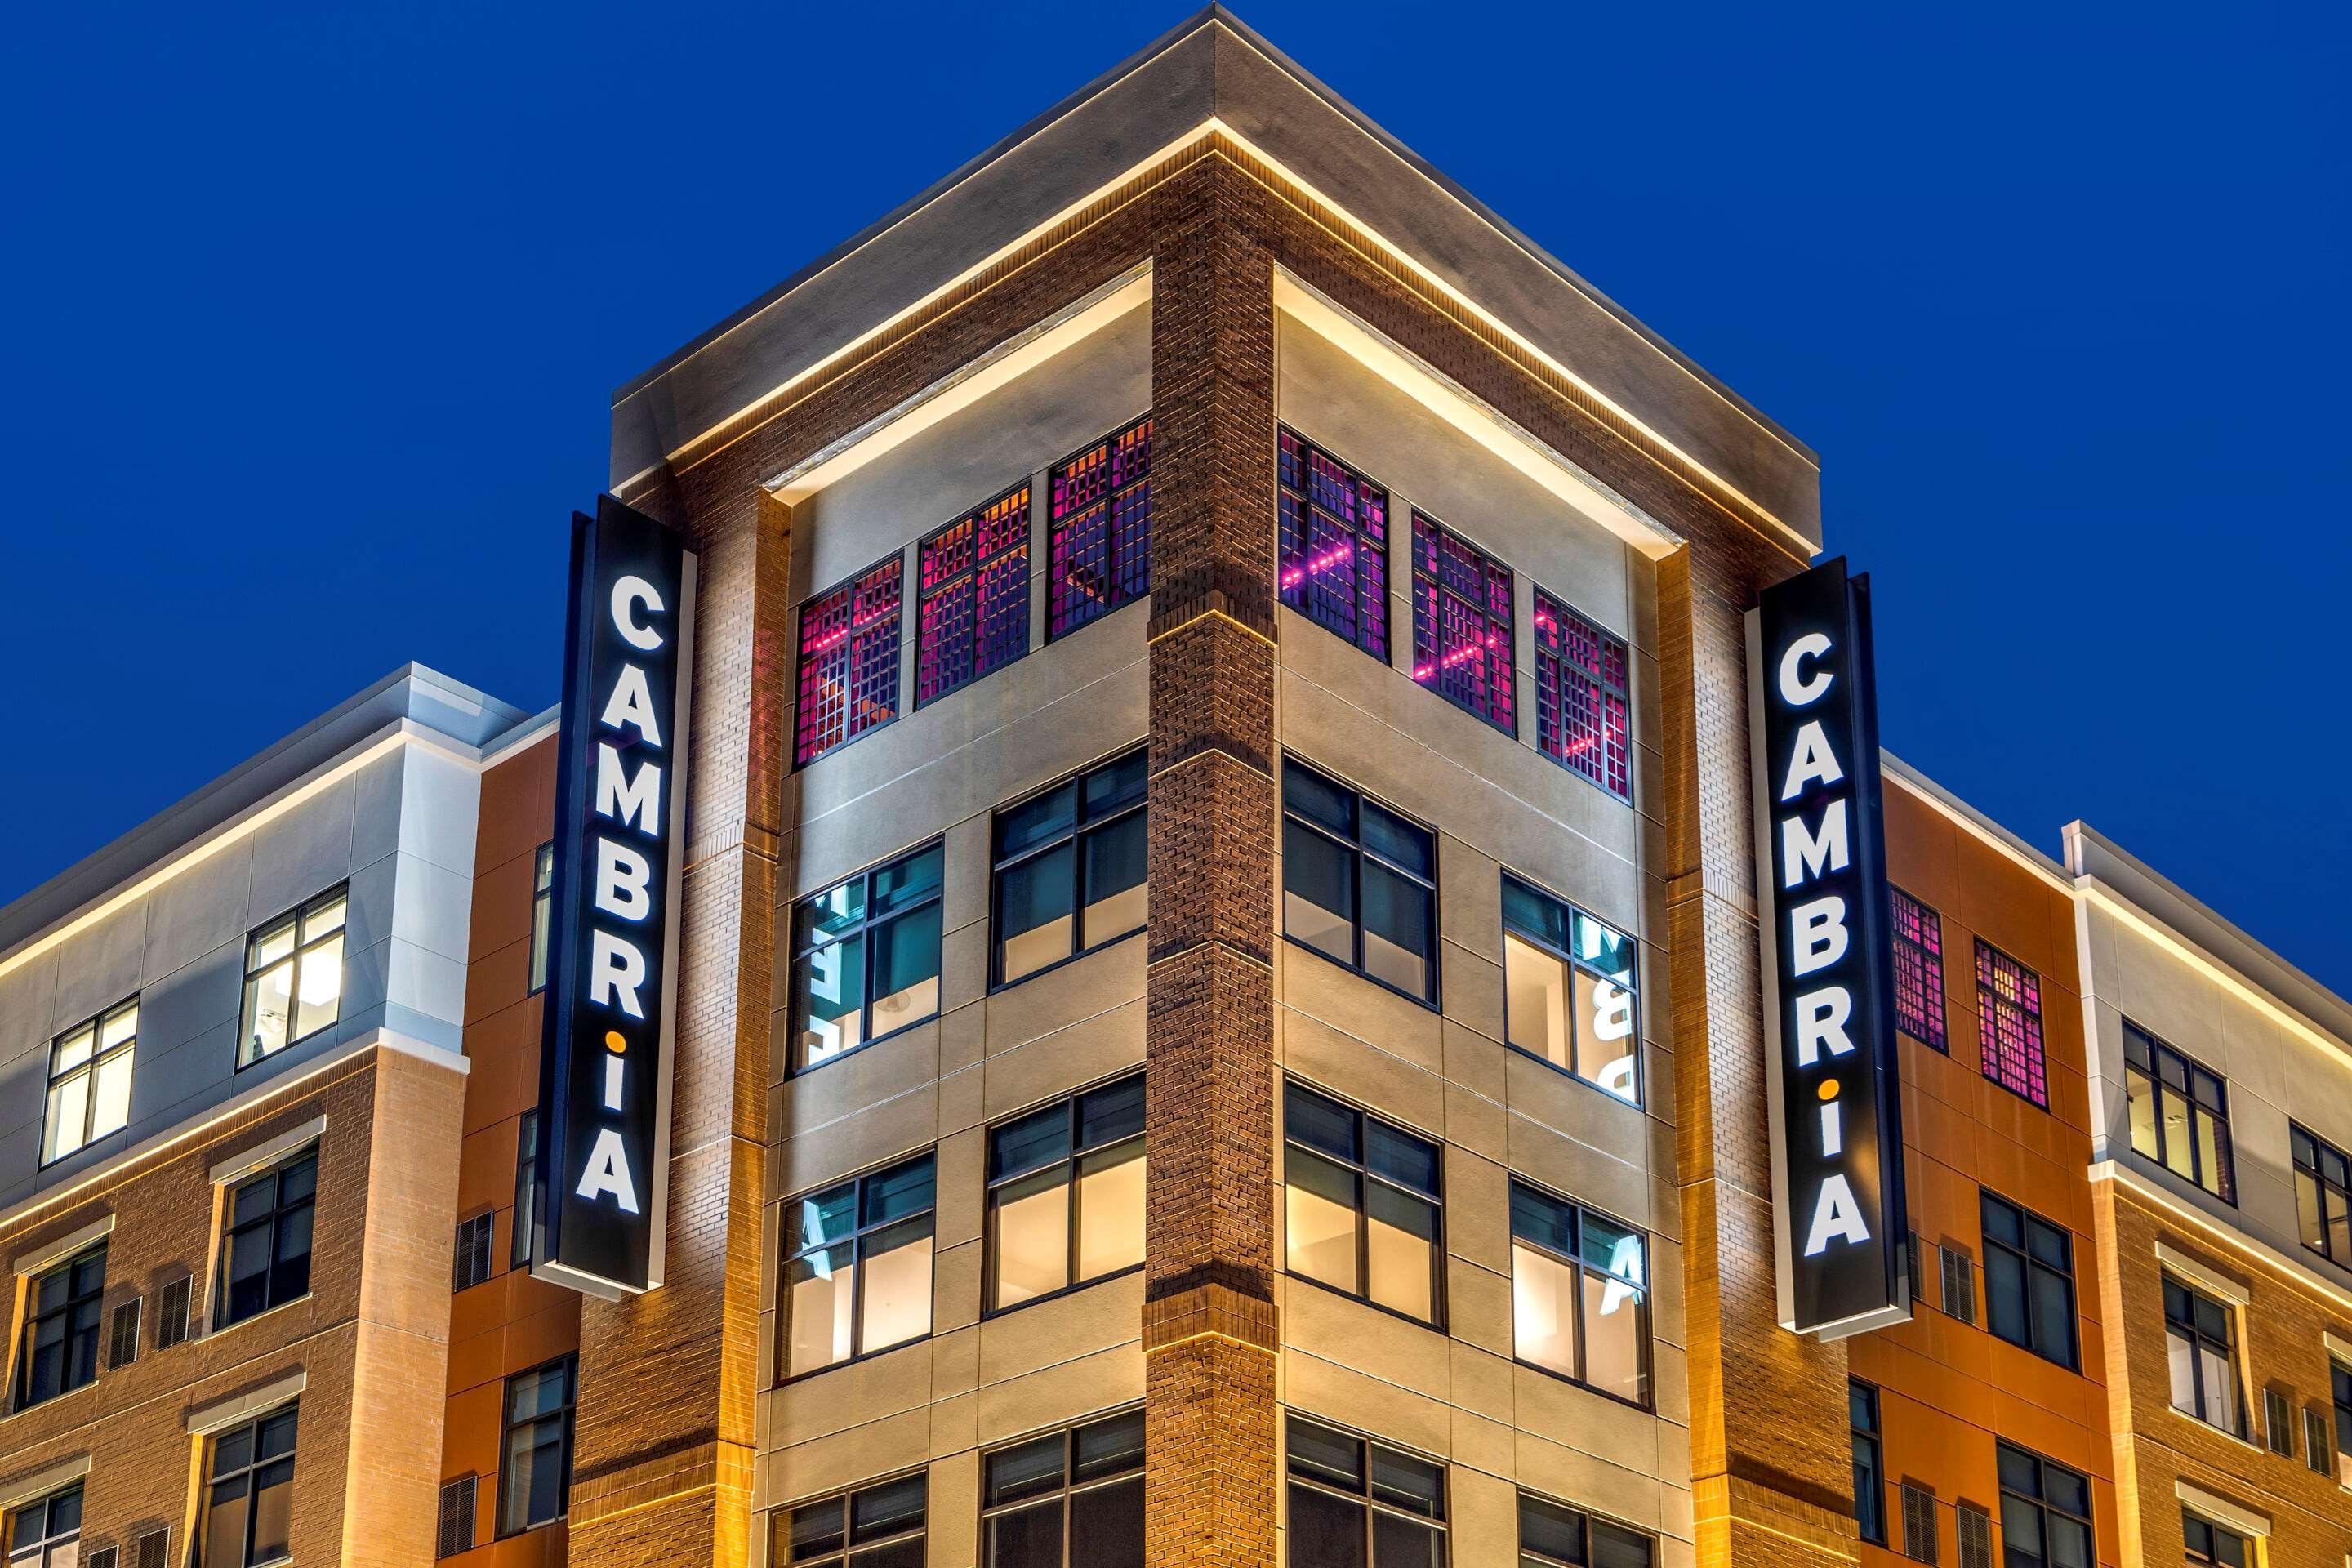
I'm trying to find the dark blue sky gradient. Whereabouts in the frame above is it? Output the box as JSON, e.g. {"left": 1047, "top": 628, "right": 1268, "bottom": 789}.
{"left": 7, "top": 2, "right": 2345, "bottom": 989}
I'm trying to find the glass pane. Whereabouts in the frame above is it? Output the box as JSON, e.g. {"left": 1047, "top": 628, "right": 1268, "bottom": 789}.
{"left": 1370, "top": 1449, "right": 1443, "bottom": 1517}
{"left": 1999, "top": 1497, "right": 2042, "bottom": 1561}
{"left": 292, "top": 933, "right": 344, "bottom": 1039}
{"left": 794, "top": 936, "right": 866, "bottom": 1070}
{"left": 1591, "top": 1518, "right": 1655, "bottom": 1568}
{"left": 791, "top": 1183, "right": 858, "bottom": 1254}
{"left": 800, "top": 878, "right": 867, "bottom": 946}
{"left": 998, "top": 785, "right": 1078, "bottom": 860}
{"left": 1573, "top": 970, "right": 1640, "bottom": 1104}
{"left": 1570, "top": 910, "right": 1636, "bottom": 986}
{"left": 1517, "top": 1496, "right": 1583, "bottom": 1564}
{"left": 1365, "top": 1186, "right": 1437, "bottom": 1321}
{"left": 2046, "top": 1514, "right": 2090, "bottom": 1568}
{"left": 1513, "top": 1245, "right": 1578, "bottom": 1379}
{"left": 1580, "top": 1213, "right": 1644, "bottom": 1285}
{"left": 92, "top": 1053, "right": 134, "bottom": 1140}
{"left": 987, "top": 1434, "right": 1066, "bottom": 1506}
{"left": 2127, "top": 1068, "right": 2160, "bottom": 1160}
{"left": 851, "top": 1474, "right": 927, "bottom": 1542}
{"left": 1283, "top": 766, "right": 1356, "bottom": 836}
{"left": 1365, "top": 1122, "right": 1439, "bottom": 1197}
{"left": 1286, "top": 1085, "right": 1360, "bottom": 1161}
{"left": 1285, "top": 1150, "right": 1361, "bottom": 1294}
{"left": 1076, "top": 1144, "right": 1145, "bottom": 1281}
{"left": 1360, "top": 862, "right": 1431, "bottom": 998}
{"left": 507, "top": 1365, "right": 568, "bottom": 1423}
{"left": 1503, "top": 878, "right": 1570, "bottom": 951}
{"left": 859, "top": 1227, "right": 933, "bottom": 1352}
{"left": 1068, "top": 1476, "right": 1143, "bottom": 1568}
{"left": 987, "top": 1498, "right": 1064, "bottom": 1568}
{"left": 870, "top": 907, "right": 942, "bottom": 1037}
{"left": 2199, "top": 1345, "right": 2238, "bottom": 1432}
{"left": 1085, "top": 753, "right": 1148, "bottom": 817}
{"left": 2166, "top": 1328, "right": 2198, "bottom": 1414}
{"left": 872, "top": 846, "right": 943, "bottom": 914}
{"left": 1582, "top": 1270, "right": 1647, "bottom": 1403}
{"left": 1283, "top": 822, "right": 1355, "bottom": 964}
{"left": 1000, "top": 845, "right": 1078, "bottom": 982}
{"left": 504, "top": 1425, "right": 564, "bottom": 1532}
{"left": 1076, "top": 1078, "right": 1146, "bottom": 1149}
{"left": 1080, "top": 815, "right": 1147, "bottom": 947}
{"left": 1510, "top": 1185, "right": 1575, "bottom": 1256}
{"left": 1504, "top": 935, "right": 1572, "bottom": 1072}
{"left": 1360, "top": 802, "right": 1431, "bottom": 879}
{"left": 2197, "top": 1114, "right": 2231, "bottom": 1200}
{"left": 790, "top": 1498, "right": 847, "bottom": 1559}
{"left": 863, "top": 1160, "right": 936, "bottom": 1227}
{"left": 252, "top": 917, "right": 298, "bottom": 969}
{"left": 43, "top": 1076, "right": 88, "bottom": 1164}
{"left": 1286, "top": 1486, "right": 1367, "bottom": 1568}
{"left": 53, "top": 1026, "right": 95, "bottom": 1073}
{"left": 787, "top": 1245, "right": 857, "bottom": 1377}
{"left": 1288, "top": 1423, "right": 1365, "bottom": 1489}
{"left": 302, "top": 895, "right": 347, "bottom": 938}
{"left": 993, "top": 1105, "right": 1072, "bottom": 1181}
{"left": 205, "top": 1491, "right": 248, "bottom": 1568}
{"left": 1075, "top": 1412, "right": 1146, "bottom": 1481}
{"left": 1371, "top": 1512, "right": 1442, "bottom": 1568}
{"left": 994, "top": 1169, "right": 1072, "bottom": 1308}
{"left": 2030, "top": 1271, "right": 2074, "bottom": 1364}
{"left": 244, "top": 962, "right": 293, "bottom": 1062}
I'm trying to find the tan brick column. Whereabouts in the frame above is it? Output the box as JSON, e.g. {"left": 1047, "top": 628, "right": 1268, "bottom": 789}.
{"left": 1140, "top": 165, "right": 1282, "bottom": 1568}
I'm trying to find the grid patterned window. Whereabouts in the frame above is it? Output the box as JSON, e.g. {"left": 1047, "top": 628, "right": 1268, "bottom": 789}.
{"left": 16, "top": 1243, "right": 105, "bottom": 1409}
{"left": 155, "top": 1275, "right": 191, "bottom": 1350}
{"left": 778, "top": 1473, "right": 926, "bottom": 1568}
{"left": 789, "top": 844, "right": 945, "bottom": 1072}
{"left": 2312, "top": 1396, "right": 2338, "bottom": 1480}
{"left": 7, "top": 1488, "right": 80, "bottom": 1568}
{"left": 107, "top": 1296, "right": 141, "bottom": 1370}
{"left": 512, "top": 1111, "right": 539, "bottom": 1269}
{"left": 528, "top": 843, "right": 554, "bottom": 994}
{"left": 1888, "top": 888, "right": 1947, "bottom": 1050}
{"left": 498, "top": 1357, "right": 574, "bottom": 1535}
{"left": 42, "top": 997, "right": 137, "bottom": 1165}
{"left": 133, "top": 1532, "right": 169, "bottom": 1568}
{"left": 982, "top": 1410, "right": 1144, "bottom": 1568}
{"left": 918, "top": 483, "right": 1031, "bottom": 706}
{"left": 1284, "top": 1082, "right": 1443, "bottom": 1325}
{"left": 205, "top": 1405, "right": 297, "bottom": 1568}
{"left": 1517, "top": 1493, "right": 1651, "bottom": 1567}
{"left": 1995, "top": 1443, "right": 2091, "bottom": 1568}
{"left": 239, "top": 888, "right": 347, "bottom": 1067}
{"left": 1955, "top": 1503, "right": 1992, "bottom": 1568}
{"left": 1501, "top": 875, "right": 1640, "bottom": 1106}
{"left": 1975, "top": 940, "right": 2046, "bottom": 1107}
{"left": 1285, "top": 1418, "right": 1446, "bottom": 1567}
{"left": 2124, "top": 1023, "right": 2234, "bottom": 1200}
{"left": 1511, "top": 1181, "right": 1650, "bottom": 1406}
{"left": 795, "top": 555, "right": 904, "bottom": 766}
{"left": 454, "top": 1213, "right": 494, "bottom": 1291}
{"left": 988, "top": 1077, "right": 1145, "bottom": 1311}
{"left": 1048, "top": 415, "right": 1152, "bottom": 639}
{"left": 1276, "top": 430, "right": 1388, "bottom": 661}
{"left": 1900, "top": 1481, "right": 1937, "bottom": 1563}
{"left": 1282, "top": 760, "right": 1437, "bottom": 1004}
{"left": 1851, "top": 1382, "right": 1885, "bottom": 1546}
{"left": 1410, "top": 511, "right": 1514, "bottom": 733}
{"left": 2165, "top": 1277, "right": 2243, "bottom": 1436}
{"left": 1938, "top": 1244, "right": 1976, "bottom": 1324}
{"left": 993, "top": 751, "right": 1147, "bottom": 987}
{"left": 1980, "top": 1191, "right": 2077, "bottom": 1370}
{"left": 2182, "top": 1511, "right": 2250, "bottom": 1567}
{"left": 782, "top": 1155, "right": 936, "bottom": 1379}
{"left": 218, "top": 1151, "right": 318, "bottom": 1328}
{"left": 436, "top": 1477, "right": 476, "bottom": 1559}
{"left": 1532, "top": 589, "right": 1629, "bottom": 800}
{"left": 2292, "top": 1123, "right": 2352, "bottom": 1266}
{"left": 2263, "top": 1388, "right": 2294, "bottom": 1455}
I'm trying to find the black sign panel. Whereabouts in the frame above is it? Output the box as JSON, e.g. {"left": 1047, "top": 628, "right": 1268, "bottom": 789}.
{"left": 532, "top": 495, "right": 697, "bottom": 1298}
{"left": 1744, "top": 557, "right": 1908, "bottom": 1338}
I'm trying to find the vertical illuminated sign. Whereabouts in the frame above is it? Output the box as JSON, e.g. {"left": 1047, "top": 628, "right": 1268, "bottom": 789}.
{"left": 1745, "top": 556, "right": 1908, "bottom": 1338}
{"left": 532, "top": 495, "right": 697, "bottom": 1298}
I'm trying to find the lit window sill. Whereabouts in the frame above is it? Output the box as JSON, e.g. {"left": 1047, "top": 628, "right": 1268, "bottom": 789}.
{"left": 2163, "top": 1402, "right": 2265, "bottom": 1454}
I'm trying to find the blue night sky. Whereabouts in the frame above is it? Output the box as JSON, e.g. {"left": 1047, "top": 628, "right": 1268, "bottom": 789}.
{"left": 7, "top": 2, "right": 2345, "bottom": 989}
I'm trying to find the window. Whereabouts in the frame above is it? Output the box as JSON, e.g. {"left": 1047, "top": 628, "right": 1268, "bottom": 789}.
{"left": 155, "top": 1274, "right": 191, "bottom": 1350}
{"left": 16, "top": 1242, "right": 105, "bottom": 1409}
{"left": 1531, "top": 589, "right": 1629, "bottom": 801}
{"left": 2291, "top": 1124, "right": 2352, "bottom": 1266}
{"left": 238, "top": 888, "right": 347, "bottom": 1067}
{"left": 2164, "top": 1277, "right": 2243, "bottom": 1436}
{"left": 1974, "top": 941, "right": 2045, "bottom": 1107}
{"left": 512, "top": 1111, "right": 540, "bottom": 1269}
{"left": 1276, "top": 430, "right": 1389, "bottom": 662}
{"left": 782, "top": 1154, "right": 936, "bottom": 1379}
{"left": 6, "top": 1486, "right": 79, "bottom": 1568}
{"left": 1047, "top": 415, "right": 1152, "bottom": 639}
{"left": 1409, "top": 511, "right": 1514, "bottom": 734}
{"left": 454, "top": 1213, "right": 494, "bottom": 1291}
{"left": 918, "top": 483, "right": 1031, "bottom": 706}
{"left": 988, "top": 1077, "right": 1145, "bottom": 1311}
{"left": 498, "top": 1356, "right": 575, "bottom": 1535}
{"left": 789, "top": 843, "right": 946, "bottom": 1071}
{"left": 133, "top": 1532, "right": 169, "bottom": 1568}
{"left": 795, "top": 554, "right": 904, "bottom": 766}
{"left": 204, "top": 1405, "right": 297, "bottom": 1568}
{"left": 1851, "top": 1382, "right": 1884, "bottom": 1546}
{"left": 982, "top": 1409, "right": 1144, "bottom": 1568}
{"left": 216, "top": 1150, "right": 317, "bottom": 1328}
{"left": 780, "top": 1473, "right": 926, "bottom": 1568}
{"left": 437, "top": 1477, "right": 476, "bottom": 1558}
{"left": 1938, "top": 1245, "right": 1976, "bottom": 1325}
{"left": 2123, "top": 1023, "right": 2233, "bottom": 1200}
{"left": 1996, "top": 1443, "right": 2090, "bottom": 1568}
{"left": 2262, "top": 1388, "right": 2293, "bottom": 1455}
{"left": 1500, "top": 875, "right": 1640, "bottom": 1106}
{"left": 1888, "top": 888, "right": 1946, "bottom": 1050}
{"left": 108, "top": 1296, "right": 141, "bottom": 1370}
{"left": 1510, "top": 1181, "right": 1650, "bottom": 1405}
{"left": 1284, "top": 1417, "right": 1446, "bottom": 1567}
{"left": 42, "top": 997, "right": 137, "bottom": 1165}
{"left": 1281, "top": 760, "right": 1437, "bottom": 1004}
{"left": 1955, "top": 1503, "right": 1992, "bottom": 1568}
{"left": 1284, "top": 1083, "right": 1442, "bottom": 1325}
{"left": 991, "top": 751, "right": 1147, "bottom": 987}
{"left": 1517, "top": 1493, "right": 1650, "bottom": 1568}
{"left": 1900, "top": 1481, "right": 1937, "bottom": 1563}
{"left": 1980, "top": 1192, "right": 2077, "bottom": 1370}
{"left": 527, "top": 843, "right": 554, "bottom": 994}
{"left": 2181, "top": 1512, "right": 2250, "bottom": 1567}
{"left": 2335, "top": 1365, "right": 2352, "bottom": 1484}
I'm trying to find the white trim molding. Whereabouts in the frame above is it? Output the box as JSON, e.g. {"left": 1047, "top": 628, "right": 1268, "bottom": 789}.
{"left": 186, "top": 1368, "right": 306, "bottom": 1436}
{"left": 210, "top": 1117, "right": 328, "bottom": 1187}
{"left": 10, "top": 1214, "right": 114, "bottom": 1278}
{"left": 2157, "top": 1239, "right": 2252, "bottom": 1306}
{"left": 0, "top": 1454, "right": 89, "bottom": 1512}
{"left": 2174, "top": 1476, "right": 2270, "bottom": 1540}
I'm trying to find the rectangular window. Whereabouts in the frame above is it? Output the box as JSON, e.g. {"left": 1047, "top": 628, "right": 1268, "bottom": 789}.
{"left": 2321, "top": 1375, "right": 2345, "bottom": 1481}
{"left": 1980, "top": 1191, "right": 2077, "bottom": 1370}
{"left": 156, "top": 1274, "right": 191, "bottom": 1350}
{"left": 1888, "top": 887, "right": 1946, "bottom": 1050}
{"left": 1509, "top": 1181, "right": 1650, "bottom": 1406}
{"left": 204, "top": 1405, "right": 297, "bottom": 1568}
{"left": 1276, "top": 430, "right": 1389, "bottom": 662}
{"left": 789, "top": 842, "right": 946, "bottom": 1071}
{"left": 527, "top": 844, "right": 554, "bottom": 995}
{"left": 795, "top": 554, "right": 904, "bottom": 766}
{"left": 1517, "top": 1492, "right": 1651, "bottom": 1567}
{"left": 1900, "top": 1481, "right": 1937, "bottom": 1564}
{"left": 454, "top": 1213, "right": 494, "bottom": 1291}
{"left": 779, "top": 1472, "right": 927, "bottom": 1568}
{"left": 16, "top": 1242, "right": 105, "bottom": 1409}
{"left": 134, "top": 1530, "right": 170, "bottom": 1568}
{"left": 1851, "top": 1382, "right": 1884, "bottom": 1546}
{"left": 436, "top": 1477, "right": 476, "bottom": 1559}
{"left": 982, "top": 1409, "right": 1144, "bottom": 1568}
{"left": 2163, "top": 1277, "right": 2243, "bottom": 1436}
{"left": 1281, "top": 760, "right": 1437, "bottom": 1005}
{"left": 216, "top": 1150, "right": 318, "bottom": 1328}
{"left": 1284, "top": 1417, "right": 1446, "bottom": 1567}
{"left": 992, "top": 751, "right": 1147, "bottom": 987}
{"left": 1939, "top": 1245, "right": 1976, "bottom": 1324}
{"left": 2182, "top": 1511, "right": 2250, "bottom": 1567}
{"left": 107, "top": 1296, "right": 141, "bottom": 1370}
{"left": 2123, "top": 1022, "right": 2234, "bottom": 1200}
{"left": 7, "top": 1486, "right": 81, "bottom": 1568}
{"left": 918, "top": 482, "right": 1031, "bottom": 706}
{"left": 1995, "top": 1443, "right": 2091, "bottom": 1568}
{"left": 782, "top": 1154, "right": 936, "bottom": 1379}
{"left": 1500, "top": 874, "right": 1640, "bottom": 1106}
{"left": 1285, "top": 1082, "right": 1443, "bottom": 1326}
{"left": 1409, "top": 511, "right": 1514, "bottom": 734}
{"left": 498, "top": 1356, "right": 575, "bottom": 1535}
{"left": 1974, "top": 941, "right": 2046, "bottom": 1107}
{"left": 2263, "top": 1388, "right": 2292, "bottom": 1455}
{"left": 1955, "top": 1503, "right": 1992, "bottom": 1568}
{"left": 1048, "top": 414, "right": 1152, "bottom": 639}
{"left": 2292, "top": 1123, "right": 2352, "bottom": 1268}
{"left": 512, "top": 1111, "right": 540, "bottom": 1270}
{"left": 1531, "top": 589, "right": 1629, "bottom": 800}
{"left": 238, "top": 888, "right": 347, "bottom": 1067}
{"left": 988, "top": 1076, "right": 1145, "bottom": 1311}
{"left": 42, "top": 997, "right": 137, "bottom": 1165}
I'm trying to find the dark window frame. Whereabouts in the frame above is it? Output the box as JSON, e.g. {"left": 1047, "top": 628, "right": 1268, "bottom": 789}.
{"left": 41, "top": 996, "right": 139, "bottom": 1167}
{"left": 778, "top": 1153, "right": 938, "bottom": 1383}
{"left": 787, "top": 840, "right": 947, "bottom": 1075}
{"left": 214, "top": 1147, "right": 319, "bottom": 1330}
{"left": 527, "top": 843, "right": 554, "bottom": 995}
{"left": 454, "top": 1212, "right": 494, "bottom": 1292}
{"left": 7, "top": 1484, "right": 82, "bottom": 1568}
{"left": 1508, "top": 1178, "right": 1654, "bottom": 1410}
{"left": 2181, "top": 1508, "right": 2252, "bottom": 1567}
{"left": 1283, "top": 1080, "right": 1447, "bottom": 1331}
{"left": 915, "top": 479, "right": 1033, "bottom": 709}
{"left": 1499, "top": 872, "right": 1642, "bottom": 1108}
{"left": 2326, "top": 1365, "right": 2350, "bottom": 1481}
{"left": 2164, "top": 1276, "right": 2244, "bottom": 1437}
{"left": 1994, "top": 1441, "right": 2092, "bottom": 1568}
{"left": 436, "top": 1475, "right": 477, "bottom": 1559}
{"left": 984, "top": 1076, "right": 1147, "bottom": 1316}
{"left": 989, "top": 750, "right": 1147, "bottom": 992}
{"left": 1276, "top": 426, "right": 1392, "bottom": 664}
{"left": 1974, "top": 939, "right": 2047, "bottom": 1107}
{"left": 2292, "top": 1122, "right": 2352, "bottom": 1270}
{"left": 512, "top": 1110, "right": 540, "bottom": 1271}
{"left": 1530, "top": 586, "right": 1632, "bottom": 803}
{"left": 2123, "top": 1022, "right": 2234, "bottom": 1202}
{"left": 1851, "top": 1380, "right": 1885, "bottom": 1546}
{"left": 14, "top": 1241, "right": 105, "bottom": 1411}
{"left": 1888, "top": 886, "right": 1947, "bottom": 1051}
{"left": 155, "top": 1275, "right": 191, "bottom": 1350}
{"left": 1283, "top": 1414, "right": 1447, "bottom": 1566}
{"left": 1280, "top": 758, "right": 1441, "bottom": 1010}
{"left": 1517, "top": 1490, "right": 1654, "bottom": 1568}
{"left": 237, "top": 886, "right": 349, "bottom": 1070}
{"left": 203, "top": 1403, "right": 298, "bottom": 1568}
{"left": 776, "top": 1470, "right": 929, "bottom": 1568}
{"left": 496, "top": 1354, "right": 576, "bottom": 1538}
{"left": 1045, "top": 412, "right": 1153, "bottom": 643}
{"left": 1979, "top": 1189, "right": 2079, "bottom": 1370}
{"left": 793, "top": 550, "right": 906, "bottom": 768}
{"left": 980, "top": 1407, "right": 1144, "bottom": 1567}
{"left": 1408, "top": 509, "right": 1516, "bottom": 737}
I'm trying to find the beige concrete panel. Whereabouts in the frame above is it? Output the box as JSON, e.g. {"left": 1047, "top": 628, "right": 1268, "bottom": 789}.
{"left": 1448, "top": 1339, "right": 1515, "bottom": 1423}
{"left": 1660, "top": 1483, "right": 1696, "bottom": 1546}
{"left": 983, "top": 996, "right": 1146, "bottom": 1120}
{"left": 1503, "top": 1051, "right": 1649, "bottom": 1169}
{"left": 765, "top": 1406, "right": 931, "bottom": 1508}
{"left": 984, "top": 936, "right": 1146, "bottom": 1056}
{"left": 973, "top": 1341, "right": 1144, "bottom": 1446}
{"left": 1285, "top": 1352, "right": 1451, "bottom": 1459}
{"left": 924, "top": 1452, "right": 981, "bottom": 1566}
{"left": 941, "top": 921, "right": 991, "bottom": 1015}
{"left": 1646, "top": 1235, "right": 1686, "bottom": 1351}
{"left": 934, "top": 1242, "right": 982, "bottom": 1345}
{"left": 1277, "top": 956, "right": 1445, "bottom": 1079}
{"left": 1644, "top": 1045, "right": 1677, "bottom": 1124}
{"left": 1650, "top": 1341, "right": 1688, "bottom": 1427}
{"left": 1440, "top": 942, "right": 1507, "bottom": 1049}
{"left": 1447, "top": 1464, "right": 1519, "bottom": 1564}
{"left": 941, "top": 814, "right": 993, "bottom": 936}
{"left": 932, "top": 1324, "right": 981, "bottom": 1401}
{"left": 977, "top": 1271, "right": 1144, "bottom": 1387}
{"left": 938, "top": 1062, "right": 985, "bottom": 1140}
{"left": 774, "top": 1022, "right": 941, "bottom": 1139}
{"left": 1444, "top": 1080, "right": 1508, "bottom": 1165}
{"left": 1444, "top": 1022, "right": 1508, "bottom": 1102}
{"left": 1506, "top": 1111, "right": 1650, "bottom": 1232}
{"left": 1444, "top": 1143, "right": 1511, "bottom": 1275}
{"left": 1275, "top": 606, "right": 1406, "bottom": 731}
{"left": 1446, "top": 1256, "right": 1513, "bottom": 1359}
{"left": 930, "top": 1393, "right": 978, "bottom": 1461}
{"left": 1450, "top": 1407, "right": 1518, "bottom": 1483}
{"left": 769, "top": 1339, "right": 935, "bottom": 1449}
{"left": 1511, "top": 1367, "right": 1664, "bottom": 1482}
{"left": 1512, "top": 1427, "right": 1665, "bottom": 1532}
{"left": 1655, "top": 1414, "right": 1692, "bottom": 1490}
{"left": 935, "top": 1127, "right": 988, "bottom": 1248}
{"left": 772, "top": 1085, "right": 939, "bottom": 1200}
{"left": 939, "top": 999, "right": 987, "bottom": 1078}
{"left": 1281, "top": 1283, "right": 1449, "bottom": 1402}
{"left": 1437, "top": 837, "right": 1503, "bottom": 964}
{"left": 1282, "top": 1008, "right": 1443, "bottom": 1138}
{"left": 1628, "top": 551, "right": 1659, "bottom": 659}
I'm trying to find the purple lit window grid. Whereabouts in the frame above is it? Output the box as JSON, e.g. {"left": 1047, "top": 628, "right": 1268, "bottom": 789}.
{"left": 1276, "top": 430, "right": 1388, "bottom": 661}
{"left": 916, "top": 484, "right": 1031, "bottom": 707}
{"left": 1410, "top": 513, "right": 1515, "bottom": 734}
{"left": 794, "top": 556, "right": 903, "bottom": 767}
{"left": 1531, "top": 589, "right": 1629, "bottom": 800}
{"left": 1048, "top": 416, "right": 1152, "bottom": 640}
{"left": 1889, "top": 887, "right": 1948, "bottom": 1052}
{"left": 1976, "top": 940, "right": 2047, "bottom": 1107}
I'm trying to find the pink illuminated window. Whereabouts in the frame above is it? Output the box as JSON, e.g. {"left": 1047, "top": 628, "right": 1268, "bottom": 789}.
{"left": 917, "top": 483, "right": 1029, "bottom": 706}
{"left": 1976, "top": 940, "right": 2046, "bottom": 1107}
{"left": 795, "top": 555, "right": 903, "bottom": 766}
{"left": 1890, "top": 887, "right": 1947, "bottom": 1051}
{"left": 1532, "top": 590, "right": 1628, "bottom": 800}
{"left": 1048, "top": 415, "right": 1152, "bottom": 639}
{"left": 1410, "top": 513, "right": 1514, "bottom": 734}
{"left": 1277, "top": 429, "right": 1388, "bottom": 661}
